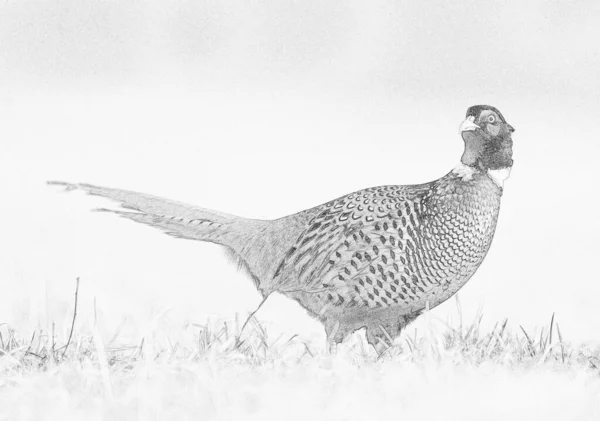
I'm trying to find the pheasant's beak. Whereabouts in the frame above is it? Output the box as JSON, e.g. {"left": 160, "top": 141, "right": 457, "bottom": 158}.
{"left": 459, "top": 115, "right": 480, "bottom": 134}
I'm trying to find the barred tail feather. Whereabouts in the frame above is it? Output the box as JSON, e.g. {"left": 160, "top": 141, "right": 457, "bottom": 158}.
{"left": 48, "top": 180, "right": 261, "bottom": 253}
{"left": 48, "top": 181, "right": 237, "bottom": 225}
{"left": 92, "top": 207, "right": 229, "bottom": 243}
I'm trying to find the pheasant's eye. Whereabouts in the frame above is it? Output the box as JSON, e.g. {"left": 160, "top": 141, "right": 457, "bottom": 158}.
{"left": 487, "top": 115, "right": 496, "bottom": 123}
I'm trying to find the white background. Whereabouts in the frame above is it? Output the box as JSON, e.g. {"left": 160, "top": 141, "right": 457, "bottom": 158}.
{"left": 1, "top": 0, "right": 599, "bottom": 347}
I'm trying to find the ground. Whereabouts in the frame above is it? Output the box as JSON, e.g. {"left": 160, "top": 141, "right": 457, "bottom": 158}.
{"left": 1, "top": 311, "right": 599, "bottom": 421}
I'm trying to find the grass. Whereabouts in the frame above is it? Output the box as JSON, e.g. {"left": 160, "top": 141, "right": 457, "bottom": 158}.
{"left": 1, "top": 286, "right": 600, "bottom": 420}
{"left": 3, "top": 296, "right": 597, "bottom": 372}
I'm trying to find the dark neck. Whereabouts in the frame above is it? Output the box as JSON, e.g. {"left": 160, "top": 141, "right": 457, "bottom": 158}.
{"left": 461, "top": 133, "right": 513, "bottom": 171}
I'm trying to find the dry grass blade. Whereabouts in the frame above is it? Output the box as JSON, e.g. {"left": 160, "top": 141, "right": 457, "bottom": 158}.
{"left": 484, "top": 323, "right": 499, "bottom": 358}
{"left": 108, "top": 317, "right": 128, "bottom": 346}
{"left": 556, "top": 322, "right": 565, "bottom": 363}
{"left": 405, "top": 338, "right": 414, "bottom": 354}
{"left": 539, "top": 328, "right": 545, "bottom": 353}
{"left": 25, "top": 331, "right": 36, "bottom": 355}
{"left": 379, "top": 324, "right": 394, "bottom": 346}
{"left": 168, "top": 342, "right": 179, "bottom": 362}
{"left": 549, "top": 313, "right": 555, "bottom": 346}
{"left": 520, "top": 325, "right": 535, "bottom": 357}
{"left": 455, "top": 295, "right": 463, "bottom": 337}
{"left": 303, "top": 342, "right": 314, "bottom": 358}
{"left": 136, "top": 338, "right": 145, "bottom": 359}
{"left": 51, "top": 322, "right": 55, "bottom": 361}
{"left": 62, "top": 277, "right": 80, "bottom": 359}
{"left": 493, "top": 330, "right": 507, "bottom": 350}
{"left": 485, "top": 322, "right": 499, "bottom": 348}
{"left": 499, "top": 318, "right": 509, "bottom": 338}
{"left": 92, "top": 322, "right": 113, "bottom": 400}
{"left": 251, "top": 318, "right": 269, "bottom": 356}
{"left": 376, "top": 339, "right": 393, "bottom": 360}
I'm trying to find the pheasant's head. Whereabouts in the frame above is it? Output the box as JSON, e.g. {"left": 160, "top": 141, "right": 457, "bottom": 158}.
{"left": 459, "top": 105, "right": 514, "bottom": 171}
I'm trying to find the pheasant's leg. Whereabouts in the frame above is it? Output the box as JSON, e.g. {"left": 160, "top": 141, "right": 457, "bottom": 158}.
{"left": 236, "top": 294, "right": 271, "bottom": 347}
{"left": 326, "top": 340, "right": 338, "bottom": 355}
{"left": 324, "top": 320, "right": 341, "bottom": 355}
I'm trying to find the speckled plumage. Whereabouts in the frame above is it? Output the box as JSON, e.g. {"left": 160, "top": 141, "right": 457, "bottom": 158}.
{"left": 271, "top": 169, "right": 502, "bottom": 348}
{"left": 49, "top": 105, "right": 514, "bottom": 352}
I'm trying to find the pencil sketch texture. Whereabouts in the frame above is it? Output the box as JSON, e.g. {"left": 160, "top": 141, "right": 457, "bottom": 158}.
{"left": 49, "top": 105, "right": 514, "bottom": 353}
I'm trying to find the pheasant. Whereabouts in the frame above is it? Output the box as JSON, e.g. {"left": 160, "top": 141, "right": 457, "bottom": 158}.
{"left": 49, "top": 105, "right": 514, "bottom": 353}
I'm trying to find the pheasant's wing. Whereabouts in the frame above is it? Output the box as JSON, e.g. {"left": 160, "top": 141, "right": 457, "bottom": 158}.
{"left": 274, "top": 183, "right": 435, "bottom": 309}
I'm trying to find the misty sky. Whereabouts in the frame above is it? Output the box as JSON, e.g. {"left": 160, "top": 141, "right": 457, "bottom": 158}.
{"left": 1, "top": 0, "right": 599, "bottom": 346}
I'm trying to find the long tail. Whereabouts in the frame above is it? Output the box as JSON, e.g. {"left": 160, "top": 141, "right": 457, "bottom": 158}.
{"left": 48, "top": 181, "right": 253, "bottom": 241}
{"left": 48, "top": 181, "right": 272, "bottom": 289}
